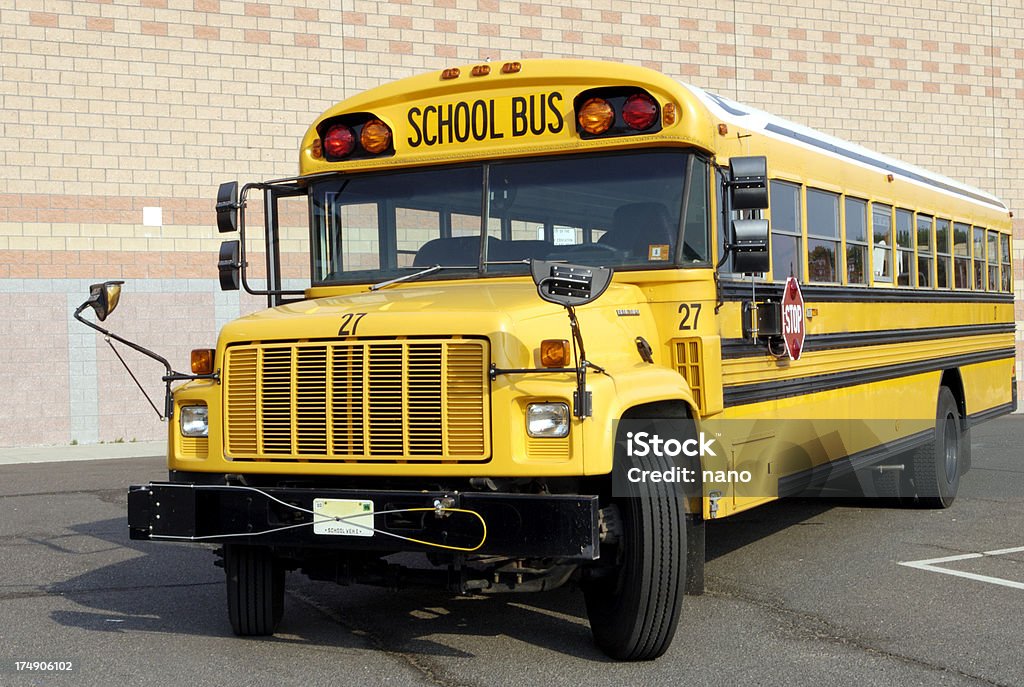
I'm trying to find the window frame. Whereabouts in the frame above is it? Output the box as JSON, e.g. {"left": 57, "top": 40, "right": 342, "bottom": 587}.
{"left": 806, "top": 187, "right": 841, "bottom": 284}
{"left": 915, "top": 213, "right": 934, "bottom": 289}
{"left": 769, "top": 179, "right": 804, "bottom": 282}
{"left": 844, "top": 196, "right": 869, "bottom": 285}
{"left": 871, "top": 203, "right": 893, "bottom": 284}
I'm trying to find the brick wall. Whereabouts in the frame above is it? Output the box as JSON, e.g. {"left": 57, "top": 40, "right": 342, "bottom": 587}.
{"left": 0, "top": 0, "right": 1021, "bottom": 446}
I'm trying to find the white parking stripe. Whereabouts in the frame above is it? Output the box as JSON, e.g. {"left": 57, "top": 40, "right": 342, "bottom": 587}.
{"left": 898, "top": 546, "right": 1024, "bottom": 590}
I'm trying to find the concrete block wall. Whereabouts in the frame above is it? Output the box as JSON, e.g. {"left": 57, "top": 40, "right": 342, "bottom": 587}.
{"left": 0, "top": 0, "right": 1020, "bottom": 446}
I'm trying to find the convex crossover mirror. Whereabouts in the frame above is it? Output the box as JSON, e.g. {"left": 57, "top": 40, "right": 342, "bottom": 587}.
{"left": 530, "top": 260, "right": 613, "bottom": 308}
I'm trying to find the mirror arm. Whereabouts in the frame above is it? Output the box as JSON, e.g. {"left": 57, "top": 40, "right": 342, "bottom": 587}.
{"left": 74, "top": 305, "right": 219, "bottom": 420}
{"left": 74, "top": 305, "right": 172, "bottom": 376}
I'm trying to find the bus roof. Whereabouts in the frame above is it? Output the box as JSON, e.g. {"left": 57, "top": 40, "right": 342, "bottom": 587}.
{"left": 683, "top": 84, "right": 1007, "bottom": 213}
{"left": 298, "top": 59, "right": 1007, "bottom": 216}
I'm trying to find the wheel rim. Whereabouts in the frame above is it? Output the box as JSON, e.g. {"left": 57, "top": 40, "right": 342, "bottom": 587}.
{"left": 943, "top": 412, "right": 959, "bottom": 485}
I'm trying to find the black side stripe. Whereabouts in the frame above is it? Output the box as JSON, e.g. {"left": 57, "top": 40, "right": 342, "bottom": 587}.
{"left": 774, "top": 401, "right": 1013, "bottom": 498}
{"left": 722, "top": 323, "right": 1015, "bottom": 359}
{"left": 776, "top": 429, "right": 931, "bottom": 499}
{"left": 720, "top": 280, "right": 1014, "bottom": 304}
{"left": 723, "top": 347, "right": 1015, "bottom": 407}
{"left": 966, "top": 402, "right": 1016, "bottom": 429}
{"left": 763, "top": 123, "right": 1007, "bottom": 211}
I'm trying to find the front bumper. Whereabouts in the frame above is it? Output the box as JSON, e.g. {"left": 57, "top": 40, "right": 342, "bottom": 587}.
{"left": 128, "top": 483, "right": 600, "bottom": 561}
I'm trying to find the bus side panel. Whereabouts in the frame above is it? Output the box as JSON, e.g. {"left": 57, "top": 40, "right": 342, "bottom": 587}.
{"left": 960, "top": 357, "right": 1015, "bottom": 417}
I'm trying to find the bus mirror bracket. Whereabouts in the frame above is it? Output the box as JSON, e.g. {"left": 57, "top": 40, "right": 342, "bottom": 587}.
{"left": 490, "top": 261, "right": 611, "bottom": 418}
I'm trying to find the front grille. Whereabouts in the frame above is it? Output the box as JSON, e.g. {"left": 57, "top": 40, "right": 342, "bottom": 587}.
{"left": 223, "top": 338, "right": 489, "bottom": 462}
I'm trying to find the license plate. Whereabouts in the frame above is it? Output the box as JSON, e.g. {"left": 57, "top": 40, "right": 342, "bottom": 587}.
{"left": 312, "top": 498, "right": 374, "bottom": 537}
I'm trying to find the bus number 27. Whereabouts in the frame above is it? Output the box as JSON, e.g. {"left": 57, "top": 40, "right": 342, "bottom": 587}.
{"left": 677, "top": 303, "right": 702, "bottom": 330}
{"left": 338, "top": 313, "right": 367, "bottom": 336}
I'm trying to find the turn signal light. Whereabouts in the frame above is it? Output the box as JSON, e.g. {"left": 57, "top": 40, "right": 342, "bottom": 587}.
{"left": 360, "top": 119, "right": 392, "bottom": 154}
{"left": 324, "top": 123, "right": 355, "bottom": 158}
{"left": 191, "top": 348, "right": 214, "bottom": 375}
{"left": 577, "top": 98, "right": 614, "bottom": 135}
{"left": 540, "top": 339, "right": 571, "bottom": 368}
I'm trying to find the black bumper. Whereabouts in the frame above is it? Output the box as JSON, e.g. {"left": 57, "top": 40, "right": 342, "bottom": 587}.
{"left": 128, "top": 483, "right": 600, "bottom": 561}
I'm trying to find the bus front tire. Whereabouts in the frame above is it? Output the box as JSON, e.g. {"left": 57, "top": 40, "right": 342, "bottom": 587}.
{"left": 583, "top": 454, "right": 686, "bottom": 661}
{"left": 908, "top": 386, "right": 963, "bottom": 509}
{"left": 225, "top": 544, "right": 285, "bottom": 636}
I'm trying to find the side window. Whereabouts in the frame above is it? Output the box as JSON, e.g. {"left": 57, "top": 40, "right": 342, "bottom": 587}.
{"left": 953, "top": 222, "right": 970, "bottom": 288}
{"left": 872, "top": 203, "right": 892, "bottom": 283}
{"left": 916, "top": 214, "right": 933, "bottom": 288}
{"left": 770, "top": 180, "right": 802, "bottom": 281}
{"left": 807, "top": 188, "right": 839, "bottom": 283}
{"left": 973, "top": 226, "right": 986, "bottom": 290}
{"left": 1000, "top": 233, "right": 1011, "bottom": 292}
{"left": 987, "top": 229, "right": 999, "bottom": 291}
{"left": 935, "top": 219, "right": 951, "bottom": 289}
{"left": 895, "top": 208, "right": 913, "bottom": 286}
{"left": 845, "top": 197, "right": 868, "bottom": 284}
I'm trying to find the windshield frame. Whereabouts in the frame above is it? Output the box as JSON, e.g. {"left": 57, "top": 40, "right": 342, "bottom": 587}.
{"left": 309, "top": 148, "right": 711, "bottom": 288}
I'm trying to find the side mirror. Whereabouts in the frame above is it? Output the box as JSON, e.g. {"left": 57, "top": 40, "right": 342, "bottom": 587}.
{"left": 731, "top": 218, "right": 770, "bottom": 273}
{"left": 530, "top": 260, "right": 613, "bottom": 308}
{"left": 83, "top": 280, "right": 124, "bottom": 322}
{"left": 728, "top": 156, "right": 768, "bottom": 210}
{"left": 218, "top": 240, "right": 241, "bottom": 291}
{"left": 216, "top": 181, "right": 239, "bottom": 233}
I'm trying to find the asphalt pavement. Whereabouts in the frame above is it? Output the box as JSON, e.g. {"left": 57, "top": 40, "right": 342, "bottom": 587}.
{"left": 0, "top": 418, "right": 1022, "bottom": 686}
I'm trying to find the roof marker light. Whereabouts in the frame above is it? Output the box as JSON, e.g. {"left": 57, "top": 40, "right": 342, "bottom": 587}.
{"left": 663, "top": 102, "right": 676, "bottom": 126}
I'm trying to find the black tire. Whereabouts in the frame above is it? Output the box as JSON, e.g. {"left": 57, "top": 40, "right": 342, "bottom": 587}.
{"left": 907, "top": 386, "right": 963, "bottom": 509}
{"left": 584, "top": 443, "right": 686, "bottom": 661}
{"left": 225, "top": 545, "right": 285, "bottom": 636}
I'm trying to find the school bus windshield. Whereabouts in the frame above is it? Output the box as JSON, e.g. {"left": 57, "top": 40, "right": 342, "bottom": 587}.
{"left": 311, "top": 149, "right": 710, "bottom": 285}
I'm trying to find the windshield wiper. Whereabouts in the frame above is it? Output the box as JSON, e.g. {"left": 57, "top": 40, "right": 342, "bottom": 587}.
{"left": 369, "top": 264, "right": 475, "bottom": 291}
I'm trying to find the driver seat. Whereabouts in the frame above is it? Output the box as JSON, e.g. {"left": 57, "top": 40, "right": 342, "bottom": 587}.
{"left": 599, "top": 202, "right": 676, "bottom": 260}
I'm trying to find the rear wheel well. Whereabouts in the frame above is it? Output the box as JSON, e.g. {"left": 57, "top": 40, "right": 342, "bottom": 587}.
{"left": 940, "top": 369, "right": 966, "bottom": 426}
{"left": 938, "top": 368, "right": 970, "bottom": 472}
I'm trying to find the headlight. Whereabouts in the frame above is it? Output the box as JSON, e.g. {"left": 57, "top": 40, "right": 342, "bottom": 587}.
{"left": 180, "top": 405, "right": 209, "bottom": 438}
{"left": 526, "top": 403, "right": 570, "bottom": 438}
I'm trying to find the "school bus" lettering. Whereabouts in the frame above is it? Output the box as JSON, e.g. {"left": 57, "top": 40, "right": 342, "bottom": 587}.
{"left": 407, "top": 92, "right": 563, "bottom": 148}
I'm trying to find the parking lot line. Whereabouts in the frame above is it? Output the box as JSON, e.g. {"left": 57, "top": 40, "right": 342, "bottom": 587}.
{"left": 898, "top": 546, "right": 1024, "bottom": 590}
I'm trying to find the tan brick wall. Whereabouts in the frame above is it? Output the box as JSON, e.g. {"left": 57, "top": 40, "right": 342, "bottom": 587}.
{"left": 0, "top": 0, "right": 1021, "bottom": 445}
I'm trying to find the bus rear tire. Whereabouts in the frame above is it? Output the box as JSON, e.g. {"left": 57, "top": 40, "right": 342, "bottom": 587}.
{"left": 907, "top": 386, "right": 963, "bottom": 509}
{"left": 583, "top": 452, "right": 686, "bottom": 661}
{"left": 225, "top": 544, "right": 285, "bottom": 636}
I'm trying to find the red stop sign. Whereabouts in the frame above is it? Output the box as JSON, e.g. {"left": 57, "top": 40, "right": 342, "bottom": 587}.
{"left": 781, "top": 277, "right": 805, "bottom": 360}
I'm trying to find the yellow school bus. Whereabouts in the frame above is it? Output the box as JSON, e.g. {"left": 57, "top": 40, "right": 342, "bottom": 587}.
{"left": 84, "top": 60, "right": 1014, "bottom": 660}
